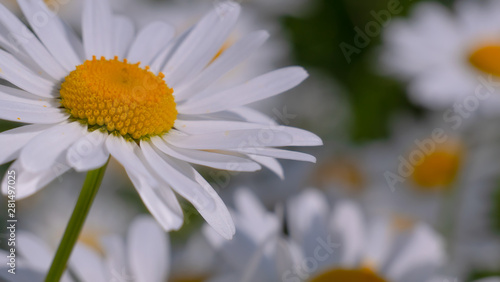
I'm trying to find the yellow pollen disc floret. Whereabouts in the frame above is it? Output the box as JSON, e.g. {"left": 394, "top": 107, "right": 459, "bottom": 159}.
{"left": 309, "top": 268, "right": 387, "bottom": 282}
{"left": 469, "top": 44, "right": 500, "bottom": 77}
{"left": 60, "top": 56, "right": 177, "bottom": 140}
{"left": 411, "top": 148, "right": 462, "bottom": 190}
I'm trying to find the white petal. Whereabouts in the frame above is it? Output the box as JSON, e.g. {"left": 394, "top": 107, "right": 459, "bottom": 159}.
{"left": 162, "top": 3, "right": 240, "bottom": 88}
{"left": 1, "top": 156, "right": 71, "bottom": 199}
{"left": 100, "top": 235, "right": 127, "bottom": 282}
{"left": 128, "top": 216, "right": 170, "bottom": 282}
{"left": 17, "top": 0, "right": 83, "bottom": 71}
{"left": 20, "top": 122, "right": 84, "bottom": 172}
{"left": 106, "top": 136, "right": 183, "bottom": 231}
{"left": 248, "top": 155, "right": 283, "bottom": 179}
{"left": 228, "top": 107, "right": 277, "bottom": 125}
{"left": 127, "top": 22, "right": 175, "bottom": 66}
{"left": 227, "top": 147, "right": 316, "bottom": 163}
{"left": 233, "top": 188, "right": 271, "bottom": 224}
{"left": 151, "top": 136, "right": 260, "bottom": 171}
{"left": 164, "top": 129, "right": 293, "bottom": 150}
{"left": 141, "top": 141, "right": 235, "bottom": 239}
{"left": 17, "top": 232, "right": 53, "bottom": 272}
{"left": 364, "top": 217, "right": 392, "bottom": 269}
{"left": 0, "top": 49, "right": 57, "bottom": 97}
{"left": 0, "top": 124, "right": 53, "bottom": 164}
{"left": 287, "top": 189, "right": 336, "bottom": 269}
{"left": 178, "top": 67, "right": 308, "bottom": 114}
{"left": 174, "top": 119, "right": 322, "bottom": 146}
{"left": 0, "top": 84, "right": 58, "bottom": 105}
{"left": 175, "top": 30, "right": 269, "bottom": 101}
{"left": 69, "top": 244, "right": 107, "bottom": 282}
{"left": 67, "top": 131, "right": 109, "bottom": 172}
{"left": 112, "top": 16, "right": 135, "bottom": 60}
{"left": 0, "top": 4, "right": 67, "bottom": 80}
{"left": 330, "top": 201, "right": 365, "bottom": 267}
{"left": 386, "top": 224, "right": 445, "bottom": 280}
{"left": 82, "top": 0, "right": 113, "bottom": 59}
{"left": 0, "top": 100, "right": 68, "bottom": 124}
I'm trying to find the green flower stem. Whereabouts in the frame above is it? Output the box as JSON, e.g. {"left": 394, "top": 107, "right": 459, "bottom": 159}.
{"left": 45, "top": 158, "right": 110, "bottom": 282}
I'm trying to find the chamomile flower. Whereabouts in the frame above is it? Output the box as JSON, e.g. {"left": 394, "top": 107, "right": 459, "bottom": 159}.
{"left": 286, "top": 189, "right": 447, "bottom": 282}
{"left": 0, "top": 216, "right": 169, "bottom": 282}
{"left": 0, "top": 0, "right": 321, "bottom": 239}
{"left": 380, "top": 0, "right": 500, "bottom": 112}
{"left": 204, "top": 188, "right": 447, "bottom": 282}
{"left": 203, "top": 188, "right": 296, "bottom": 282}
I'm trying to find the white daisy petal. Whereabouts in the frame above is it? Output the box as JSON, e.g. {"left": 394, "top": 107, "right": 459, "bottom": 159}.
{"left": 127, "top": 22, "right": 175, "bottom": 66}
{"left": 128, "top": 216, "right": 169, "bottom": 282}
{"left": 0, "top": 49, "right": 57, "bottom": 97}
{"left": 0, "top": 124, "right": 53, "bottom": 164}
{"left": 226, "top": 147, "right": 316, "bottom": 163}
{"left": 386, "top": 224, "right": 445, "bottom": 281}
{"left": 174, "top": 119, "right": 322, "bottom": 146}
{"left": 0, "top": 100, "right": 67, "bottom": 124}
{"left": 2, "top": 157, "right": 71, "bottom": 199}
{"left": 69, "top": 244, "right": 107, "bottom": 282}
{"left": 0, "top": 85, "right": 58, "bottom": 106}
{"left": 0, "top": 4, "right": 67, "bottom": 80}
{"left": 248, "top": 155, "right": 283, "bottom": 179}
{"left": 100, "top": 235, "right": 127, "bottom": 282}
{"left": 164, "top": 129, "right": 293, "bottom": 150}
{"left": 112, "top": 16, "right": 135, "bottom": 60}
{"left": 17, "top": 0, "right": 83, "bottom": 71}
{"left": 67, "top": 131, "right": 109, "bottom": 172}
{"left": 330, "top": 201, "right": 365, "bottom": 267}
{"left": 151, "top": 136, "right": 261, "bottom": 171}
{"left": 228, "top": 107, "right": 278, "bottom": 125}
{"left": 141, "top": 141, "right": 235, "bottom": 239}
{"left": 82, "top": 0, "right": 113, "bottom": 59}
{"left": 175, "top": 30, "right": 270, "bottom": 101}
{"left": 17, "top": 232, "right": 53, "bottom": 272}
{"left": 177, "top": 67, "right": 308, "bottom": 114}
{"left": 106, "top": 136, "right": 184, "bottom": 231}
{"left": 162, "top": 2, "right": 241, "bottom": 88}
{"left": 287, "top": 190, "right": 335, "bottom": 269}
{"left": 19, "top": 122, "right": 84, "bottom": 172}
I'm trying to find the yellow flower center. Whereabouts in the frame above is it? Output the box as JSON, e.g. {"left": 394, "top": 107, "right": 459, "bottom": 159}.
{"left": 60, "top": 56, "right": 177, "bottom": 140}
{"left": 469, "top": 44, "right": 500, "bottom": 77}
{"left": 310, "top": 268, "right": 387, "bottom": 282}
{"left": 314, "top": 157, "right": 365, "bottom": 193}
{"left": 411, "top": 147, "right": 462, "bottom": 190}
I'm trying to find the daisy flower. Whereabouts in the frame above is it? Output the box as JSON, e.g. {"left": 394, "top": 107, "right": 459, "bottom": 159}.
{"left": 0, "top": 216, "right": 170, "bottom": 282}
{"left": 285, "top": 189, "right": 447, "bottom": 282}
{"left": 380, "top": 0, "right": 500, "bottom": 111}
{"left": 203, "top": 188, "right": 296, "bottom": 282}
{"left": 204, "top": 188, "right": 448, "bottom": 282}
{"left": 0, "top": 0, "right": 321, "bottom": 239}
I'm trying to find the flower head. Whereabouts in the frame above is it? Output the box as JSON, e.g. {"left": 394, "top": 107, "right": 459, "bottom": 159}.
{"left": 0, "top": 0, "right": 321, "bottom": 239}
